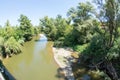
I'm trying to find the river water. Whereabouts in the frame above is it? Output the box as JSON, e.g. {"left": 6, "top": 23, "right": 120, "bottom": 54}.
{"left": 3, "top": 35, "right": 59, "bottom": 80}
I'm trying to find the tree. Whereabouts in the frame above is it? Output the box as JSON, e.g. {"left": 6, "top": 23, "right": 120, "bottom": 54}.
{"left": 40, "top": 16, "right": 57, "bottom": 40}
{"left": 34, "top": 27, "right": 40, "bottom": 36}
{"left": 13, "top": 27, "right": 25, "bottom": 45}
{"left": 0, "top": 36, "right": 21, "bottom": 58}
{"left": 4, "top": 20, "right": 15, "bottom": 40}
{"left": 40, "top": 15, "right": 73, "bottom": 47}
{"left": 94, "top": 0, "right": 120, "bottom": 48}
{"left": 18, "top": 14, "right": 33, "bottom": 41}
{"left": 81, "top": 0, "right": 120, "bottom": 80}
{"left": 4, "top": 37, "right": 22, "bottom": 56}
{"left": 55, "top": 15, "right": 71, "bottom": 40}
{"left": 67, "top": 2, "right": 96, "bottom": 45}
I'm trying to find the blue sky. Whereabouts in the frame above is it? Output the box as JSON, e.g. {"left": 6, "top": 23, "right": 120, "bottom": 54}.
{"left": 0, "top": 0, "right": 88, "bottom": 26}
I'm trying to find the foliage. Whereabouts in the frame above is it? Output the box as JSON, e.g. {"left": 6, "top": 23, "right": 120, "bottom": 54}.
{"left": 0, "top": 14, "right": 39, "bottom": 58}
{"left": 4, "top": 37, "right": 22, "bottom": 54}
{"left": 33, "top": 27, "right": 40, "bottom": 36}
{"left": 77, "top": 1, "right": 120, "bottom": 80}
{"left": 18, "top": 14, "right": 33, "bottom": 41}
{"left": 53, "top": 41, "right": 64, "bottom": 47}
{"left": 80, "top": 0, "right": 120, "bottom": 63}
{"left": 67, "top": 2, "right": 96, "bottom": 45}
{"left": 107, "top": 37, "right": 120, "bottom": 60}
{"left": 0, "top": 36, "right": 22, "bottom": 57}
{"left": 81, "top": 33, "right": 108, "bottom": 63}
{"left": 40, "top": 15, "right": 72, "bottom": 42}
{"left": 55, "top": 15, "right": 71, "bottom": 40}
{"left": 73, "top": 44, "right": 88, "bottom": 53}
{"left": 40, "top": 16, "right": 57, "bottom": 40}
{"left": 0, "top": 1, "right": 120, "bottom": 79}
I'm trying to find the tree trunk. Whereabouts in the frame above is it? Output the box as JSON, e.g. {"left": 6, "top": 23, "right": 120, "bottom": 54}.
{"left": 99, "top": 60, "right": 119, "bottom": 80}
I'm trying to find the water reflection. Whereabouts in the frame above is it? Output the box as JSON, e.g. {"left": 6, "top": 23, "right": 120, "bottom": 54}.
{"left": 33, "top": 35, "right": 47, "bottom": 63}
{"left": 34, "top": 35, "right": 47, "bottom": 51}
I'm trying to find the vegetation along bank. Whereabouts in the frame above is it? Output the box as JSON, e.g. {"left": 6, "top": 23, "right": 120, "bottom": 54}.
{"left": 0, "top": 0, "right": 120, "bottom": 80}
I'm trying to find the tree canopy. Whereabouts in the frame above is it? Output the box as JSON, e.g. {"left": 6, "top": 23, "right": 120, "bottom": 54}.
{"left": 0, "top": 0, "right": 120, "bottom": 79}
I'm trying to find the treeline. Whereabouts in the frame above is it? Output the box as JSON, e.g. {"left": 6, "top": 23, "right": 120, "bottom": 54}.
{"left": 0, "top": 0, "right": 120, "bottom": 79}
{"left": 0, "top": 15, "right": 40, "bottom": 58}
{"left": 40, "top": 0, "right": 120, "bottom": 80}
{"left": 40, "top": 2, "right": 97, "bottom": 47}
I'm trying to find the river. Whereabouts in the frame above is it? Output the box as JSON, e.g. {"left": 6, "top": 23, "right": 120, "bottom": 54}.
{"left": 3, "top": 35, "right": 60, "bottom": 80}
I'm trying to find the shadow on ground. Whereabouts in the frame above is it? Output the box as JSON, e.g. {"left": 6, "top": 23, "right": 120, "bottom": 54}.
{"left": 55, "top": 67, "right": 67, "bottom": 80}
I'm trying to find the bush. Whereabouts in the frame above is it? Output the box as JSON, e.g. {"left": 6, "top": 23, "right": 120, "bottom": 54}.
{"left": 73, "top": 44, "right": 88, "bottom": 53}
{"left": 53, "top": 41, "right": 64, "bottom": 47}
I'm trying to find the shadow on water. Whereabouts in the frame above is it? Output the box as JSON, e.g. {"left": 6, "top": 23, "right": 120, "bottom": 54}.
{"left": 34, "top": 39, "right": 47, "bottom": 42}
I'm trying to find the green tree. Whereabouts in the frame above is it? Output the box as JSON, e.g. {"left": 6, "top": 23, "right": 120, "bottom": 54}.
{"left": 13, "top": 27, "right": 25, "bottom": 45}
{"left": 0, "top": 36, "right": 21, "bottom": 58}
{"left": 40, "top": 16, "right": 57, "bottom": 40}
{"left": 81, "top": 0, "right": 120, "bottom": 80}
{"left": 4, "top": 20, "right": 15, "bottom": 40}
{"left": 53, "top": 15, "right": 73, "bottom": 46}
{"left": 34, "top": 27, "right": 40, "bottom": 36}
{"left": 67, "top": 2, "right": 95, "bottom": 45}
{"left": 55, "top": 15, "right": 71, "bottom": 40}
{"left": 18, "top": 14, "right": 33, "bottom": 41}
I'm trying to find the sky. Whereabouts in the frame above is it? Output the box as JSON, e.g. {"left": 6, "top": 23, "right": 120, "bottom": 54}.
{"left": 0, "top": 0, "right": 89, "bottom": 26}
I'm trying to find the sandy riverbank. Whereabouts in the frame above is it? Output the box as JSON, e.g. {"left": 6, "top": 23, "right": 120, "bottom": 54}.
{"left": 53, "top": 47, "right": 75, "bottom": 80}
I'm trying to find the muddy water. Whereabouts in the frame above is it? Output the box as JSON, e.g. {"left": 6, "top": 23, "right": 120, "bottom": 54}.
{"left": 3, "top": 36, "right": 59, "bottom": 80}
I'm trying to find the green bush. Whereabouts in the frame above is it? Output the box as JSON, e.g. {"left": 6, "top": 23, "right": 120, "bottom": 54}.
{"left": 73, "top": 44, "right": 88, "bottom": 53}
{"left": 53, "top": 41, "right": 64, "bottom": 47}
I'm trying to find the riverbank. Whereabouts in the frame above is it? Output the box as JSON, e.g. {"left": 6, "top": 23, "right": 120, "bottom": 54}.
{"left": 53, "top": 47, "right": 75, "bottom": 80}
